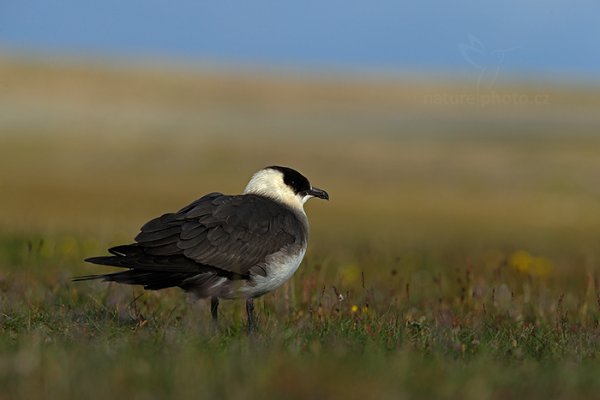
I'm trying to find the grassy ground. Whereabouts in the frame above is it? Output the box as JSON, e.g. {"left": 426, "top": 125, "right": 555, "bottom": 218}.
{"left": 2, "top": 57, "right": 600, "bottom": 399}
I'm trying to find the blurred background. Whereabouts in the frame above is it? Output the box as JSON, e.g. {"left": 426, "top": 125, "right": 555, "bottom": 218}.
{"left": 1, "top": 1, "right": 600, "bottom": 268}
{"left": 3, "top": 3, "right": 600, "bottom": 398}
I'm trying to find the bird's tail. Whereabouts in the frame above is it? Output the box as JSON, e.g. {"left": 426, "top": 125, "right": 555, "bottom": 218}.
{"left": 75, "top": 244, "right": 203, "bottom": 290}
{"left": 75, "top": 244, "right": 232, "bottom": 294}
{"left": 73, "top": 269, "right": 200, "bottom": 290}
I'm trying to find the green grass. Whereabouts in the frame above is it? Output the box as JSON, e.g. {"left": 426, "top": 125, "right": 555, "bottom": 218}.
{"left": 3, "top": 232, "right": 600, "bottom": 399}
{"left": 2, "top": 57, "right": 600, "bottom": 399}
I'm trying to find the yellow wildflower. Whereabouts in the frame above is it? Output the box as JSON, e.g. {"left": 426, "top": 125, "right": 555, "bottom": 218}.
{"left": 509, "top": 250, "right": 552, "bottom": 277}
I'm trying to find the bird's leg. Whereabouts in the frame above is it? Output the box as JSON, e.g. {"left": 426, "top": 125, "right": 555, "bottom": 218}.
{"left": 210, "top": 296, "right": 219, "bottom": 324}
{"left": 246, "top": 298, "right": 256, "bottom": 333}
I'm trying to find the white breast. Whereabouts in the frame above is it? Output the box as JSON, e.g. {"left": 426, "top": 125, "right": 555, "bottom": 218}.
{"left": 240, "top": 247, "right": 306, "bottom": 298}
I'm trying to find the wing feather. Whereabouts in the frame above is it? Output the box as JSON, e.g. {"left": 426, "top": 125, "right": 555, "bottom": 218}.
{"left": 96, "top": 193, "right": 306, "bottom": 278}
{"left": 135, "top": 226, "right": 181, "bottom": 243}
{"left": 177, "top": 233, "right": 207, "bottom": 250}
{"left": 180, "top": 222, "right": 207, "bottom": 240}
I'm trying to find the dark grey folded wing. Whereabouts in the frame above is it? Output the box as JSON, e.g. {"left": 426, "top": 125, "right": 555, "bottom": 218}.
{"left": 135, "top": 192, "right": 304, "bottom": 275}
{"left": 79, "top": 193, "right": 306, "bottom": 291}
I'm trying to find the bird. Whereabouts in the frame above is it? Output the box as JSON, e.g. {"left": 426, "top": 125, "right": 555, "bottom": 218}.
{"left": 75, "top": 166, "right": 329, "bottom": 331}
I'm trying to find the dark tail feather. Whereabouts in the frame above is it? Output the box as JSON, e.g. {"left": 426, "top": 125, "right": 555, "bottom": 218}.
{"left": 83, "top": 244, "right": 214, "bottom": 273}
{"left": 72, "top": 274, "right": 107, "bottom": 282}
{"left": 77, "top": 244, "right": 234, "bottom": 294}
{"left": 84, "top": 255, "right": 131, "bottom": 268}
{"left": 83, "top": 244, "right": 144, "bottom": 268}
{"left": 76, "top": 244, "right": 195, "bottom": 290}
{"left": 73, "top": 270, "right": 199, "bottom": 290}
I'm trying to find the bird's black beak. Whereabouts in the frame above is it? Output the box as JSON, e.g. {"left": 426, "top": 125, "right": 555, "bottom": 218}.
{"left": 307, "top": 187, "right": 329, "bottom": 200}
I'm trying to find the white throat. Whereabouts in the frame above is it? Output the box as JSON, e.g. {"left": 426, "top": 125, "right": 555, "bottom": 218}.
{"left": 243, "top": 169, "right": 308, "bottom": 212}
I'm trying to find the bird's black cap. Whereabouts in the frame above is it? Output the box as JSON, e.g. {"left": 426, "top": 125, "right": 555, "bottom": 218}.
{"left": 267, "top": 166, "right": 311, "bottom": 194}
{"left": 267, "top": 166, "right": 329, "bottom": 200}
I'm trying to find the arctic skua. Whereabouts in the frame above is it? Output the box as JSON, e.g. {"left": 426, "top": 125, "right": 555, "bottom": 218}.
{"left": 76, "top": 166, "right": 328, "bottom": 331}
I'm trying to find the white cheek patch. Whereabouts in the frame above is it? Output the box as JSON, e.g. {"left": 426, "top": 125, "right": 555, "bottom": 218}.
{"left": 244, "top": 169, "right": 307, "bottom": 212}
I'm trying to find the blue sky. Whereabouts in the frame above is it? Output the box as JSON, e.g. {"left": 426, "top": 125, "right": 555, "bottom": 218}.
{"left": 1, "top": 1, "right": 599, "bottom": 79}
